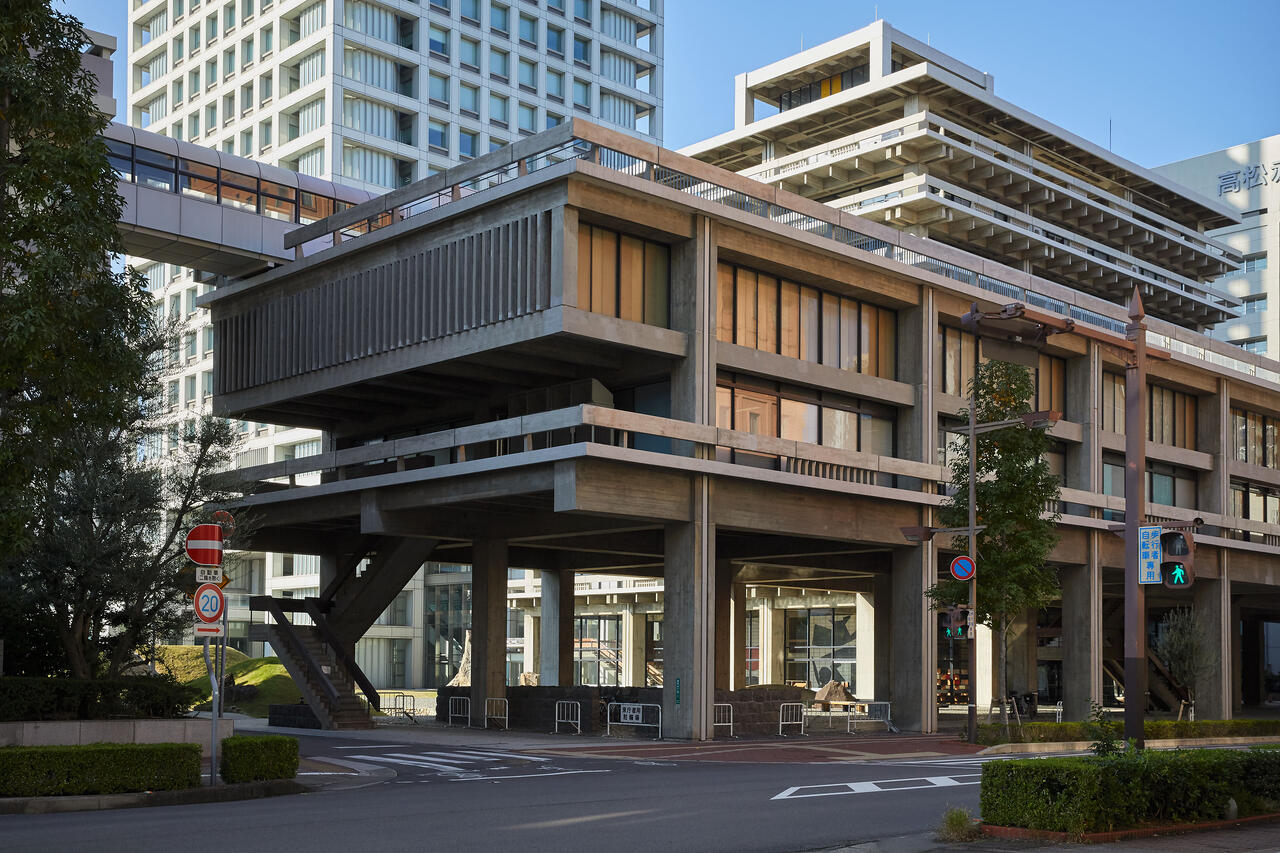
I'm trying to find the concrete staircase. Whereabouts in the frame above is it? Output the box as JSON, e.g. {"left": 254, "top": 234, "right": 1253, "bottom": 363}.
{"left": 264, "top": 622, "right": 374, "bottom": 730}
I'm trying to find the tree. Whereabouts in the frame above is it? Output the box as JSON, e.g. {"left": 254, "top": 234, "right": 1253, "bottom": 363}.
{"left": 0, "top": 1, "right": 153, "bottom": 556}
{"left": 1154, "top": 607, "right": 1214, "bottom": 717}
{"left": 927, "top": 359, "right": 1062, "bottom": 728}
{"left": 8, "top": 415, "right": 243, "bottom": 679}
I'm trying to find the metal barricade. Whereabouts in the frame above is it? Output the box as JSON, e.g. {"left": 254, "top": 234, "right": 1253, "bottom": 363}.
{"left": 845, "top": 701, "right": 893, "bottom": 733}
{"left": 447, "top": 695, "right": 471, "bottom": 727}
{"left": 485, "top": 697, "right": 508, "bottom": 730}
{"left": 778, "top": 702, "right": 806, "bottom": 736}
{"left": 554, "top": 699, "right": 581, "bottom": 735}
{"left": 713, "top": 703, "right": 734, "bottom": 738}
{"left": 605, "top": 702, "right": 662, "bottom": 739}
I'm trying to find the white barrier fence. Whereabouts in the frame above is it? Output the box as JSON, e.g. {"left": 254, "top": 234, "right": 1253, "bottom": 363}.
{"left": 605, "top": 702, "right": 662, "bottom": 739}
{"left": 485, "top": 697, "right": 508, "bottom": 730}
{"left": 779, "top": 702, "right": 806, "bottom": 736}
{"left": 447, "top": 695, "right": 471, "bottom": 727}
{"left": 713, "top": 703, "right": 734, "bottom": 738}
{"left": 846, "top": 701, "right": 893, "bottom": 733}
{"left": 554, "top": 700, "right": 581, "bottom": 735}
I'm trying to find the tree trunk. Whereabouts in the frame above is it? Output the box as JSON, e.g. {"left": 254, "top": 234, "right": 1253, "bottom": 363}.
{"left": 998, "top": 615, "right": 1009, "bottom": 735}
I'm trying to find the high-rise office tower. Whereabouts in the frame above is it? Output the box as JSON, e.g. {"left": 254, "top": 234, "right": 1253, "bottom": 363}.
{"left": 124, "top": 0, "right": 664, "bottom": 679}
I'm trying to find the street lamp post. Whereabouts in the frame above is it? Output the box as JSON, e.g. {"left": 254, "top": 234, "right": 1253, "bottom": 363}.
{"left": 1123, "top": 290, "right": 1148, "bottom": 749}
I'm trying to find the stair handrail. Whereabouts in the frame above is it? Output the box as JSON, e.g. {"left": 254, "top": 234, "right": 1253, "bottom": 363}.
{"left": 317, "top": 537, "right": 378, "bottom": 609}
{"left": 252, "top": 595, "right": 342, "bottom": 706}
{"left": 304, "top": 597, "right": 382, "bottom": 711}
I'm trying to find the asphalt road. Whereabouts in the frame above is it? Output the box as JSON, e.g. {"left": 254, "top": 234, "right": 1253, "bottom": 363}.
{"left": 0, "top": 734, "right": 996, "bottom": 853}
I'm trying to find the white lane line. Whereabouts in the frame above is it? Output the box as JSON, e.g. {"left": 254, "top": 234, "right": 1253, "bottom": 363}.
{"left": 452, "top": 749, "right": 545, "bottom": 761}
{"left": 344, "top": 754, "right": 470, "bottom": 773}
{"left": 448, "top": 770, "right": 612, "bottom": 782}
{"left": 772, "top": 774, "right": 981, "bottom": 801}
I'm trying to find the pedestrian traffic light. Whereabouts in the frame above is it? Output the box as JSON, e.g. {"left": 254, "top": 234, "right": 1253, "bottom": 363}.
{"left": 1161, "top": 530, "right": 1195, "bottom": 589}
{"left": 939, "top": 607, "right": 971, "bottom": 639}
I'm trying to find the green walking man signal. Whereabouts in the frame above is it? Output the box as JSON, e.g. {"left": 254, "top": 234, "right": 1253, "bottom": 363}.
{"left": 1160, "top": 530, "right": 1195, "bottom": 589}
{"left": 941, "top": 607, "right": 973, "bottom": 639}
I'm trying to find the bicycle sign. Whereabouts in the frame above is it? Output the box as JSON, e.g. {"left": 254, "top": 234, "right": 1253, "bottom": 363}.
{"left": 194, "top": 583, "right": 225, "bottom": 624}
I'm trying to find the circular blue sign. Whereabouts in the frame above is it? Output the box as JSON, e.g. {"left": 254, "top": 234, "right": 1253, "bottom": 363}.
{"left": 950, "top": 555, "right": 977, "bottom": 581}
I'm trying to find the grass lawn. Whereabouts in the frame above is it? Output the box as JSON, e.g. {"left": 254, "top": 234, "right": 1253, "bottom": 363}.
{"left": 154, "top": 644, "right": 249, "bottom": 683}
{"left": 186, "top": 656, "right": 303, "bottom": 717}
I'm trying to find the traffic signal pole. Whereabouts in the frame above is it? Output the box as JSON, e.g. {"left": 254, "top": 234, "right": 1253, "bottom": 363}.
{"left": 967, "top": 365, "right": 979, "bottom": 745}
{"left": 1124, "top": 290, "right": 1148, "bottom": 749}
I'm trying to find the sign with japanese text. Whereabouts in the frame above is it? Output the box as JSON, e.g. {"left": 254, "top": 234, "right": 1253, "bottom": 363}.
{"left": 1138, "top": 525, "right": 1162, "bottom": 584}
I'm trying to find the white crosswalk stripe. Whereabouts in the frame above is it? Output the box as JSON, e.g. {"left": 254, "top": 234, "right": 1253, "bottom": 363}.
{"left": 337, "top": 747, "right": 602, "bottom": 783}
{"left": 773, "top": 773, "right": 982, "bottom": 801}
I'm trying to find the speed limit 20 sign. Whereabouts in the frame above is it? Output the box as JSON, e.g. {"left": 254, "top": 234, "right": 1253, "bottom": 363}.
{"left": 193, "top": 583, "right": 226, "bottom": 638}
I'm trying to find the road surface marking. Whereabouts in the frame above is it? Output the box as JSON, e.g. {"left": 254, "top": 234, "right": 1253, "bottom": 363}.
{"left": 453, "top": 749, "right": 550, "bottom": 761}
{"left": 333, "top": 744, "right": 413, "bottom": 749}
{"left": 772, "top": 773, "right": 981, "bottom": 800}
{"left": 450, "top": 770, "right": 612, "bottom": 782}
{"left": 344, "top": 754, "right": 472, "bottom": 773}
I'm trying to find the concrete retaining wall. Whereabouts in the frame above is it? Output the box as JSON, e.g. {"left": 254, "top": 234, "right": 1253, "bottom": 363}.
{"left": 0, "top": 719, "right": 234, "bottom": 757}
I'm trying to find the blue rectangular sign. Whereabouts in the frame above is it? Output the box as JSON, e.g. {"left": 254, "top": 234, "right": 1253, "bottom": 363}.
{"left": 1138, "top": 525, "right": 1162, "bottom": 585}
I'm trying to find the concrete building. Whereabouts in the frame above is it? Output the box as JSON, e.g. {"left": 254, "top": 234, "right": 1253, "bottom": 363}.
{"left": 203, "top": 117, "right": 1280, "bottom": 736}
{"left": 1158, "top": 135, "right": 1280, "bottom": 359}
{"left": 123, "top": 0, "right": 664, "bottom": 679}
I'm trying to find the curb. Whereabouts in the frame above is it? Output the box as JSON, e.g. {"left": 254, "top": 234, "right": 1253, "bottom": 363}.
{"left": 979, "top": 735, "right": 1280, "bottom": 755}
{"left": 982, "top": 811, "right": 1280, "bottom": 843}
{"left": 0, "top": 779, "right": 307, "bottom": 815}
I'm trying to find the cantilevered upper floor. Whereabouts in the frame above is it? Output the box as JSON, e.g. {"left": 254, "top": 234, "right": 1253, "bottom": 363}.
{"left": 680, "top": 21, "right": 1242, "bottom": 329}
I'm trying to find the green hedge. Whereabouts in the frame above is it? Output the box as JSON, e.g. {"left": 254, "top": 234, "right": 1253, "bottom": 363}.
{"left": 0, "top": 743, "right": 201, "bottom": 797}
{"left": 975, "top": 718, "right": 1280, "bottom": 746}
{"left": 0, "top": 676, "right": 200, "bottom": 722}
{"left": 219, "top": 735, "right": 298, "bottom": 783}
{"left": 981, "top": 747, "right": 1280, "bottom": 834}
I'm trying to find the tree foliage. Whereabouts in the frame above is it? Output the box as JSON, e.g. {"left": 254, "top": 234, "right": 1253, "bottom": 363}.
{"left": 1154, "top": 607, "right": 1214, "bottom": 706}
{"left": 926, "top": 359, "right": 1062, "bottom": 719}
{"left": 0, "top": 0, "right": 153, "bottom": 555}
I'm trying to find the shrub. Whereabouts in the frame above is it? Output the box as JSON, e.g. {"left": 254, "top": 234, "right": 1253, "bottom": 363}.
{"left": 219, "top": 735, "right": 299, "bottom": 783}
{"left": 0, "top": 675, "right": 200, "bottom": 722}
{"left": 936, "top": 805, "right": 981, "bottom": 842}
{"left": 0, "top": 743, "right": 200, "bottom": 797}
{"left": 981, "top": 747, "right": 1280, "bottom": 834}
{"left": 975, "top": 717, "right": 1280, "bottom": 746}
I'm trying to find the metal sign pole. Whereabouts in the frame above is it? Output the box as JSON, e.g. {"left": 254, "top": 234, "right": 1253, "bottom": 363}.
{"left": 204, "top": 637, "right": 219, "bottom": 785}
{"left": 1123, "top": 290, "right": 1148, "bottom": 749}
{"left": 966, "top": 358, "right": 979, "bottom": 745}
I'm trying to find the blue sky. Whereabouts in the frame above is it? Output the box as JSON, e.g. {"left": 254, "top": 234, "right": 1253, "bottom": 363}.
{"left": 68, "top": 0, "right": 1279, "bottom": 167}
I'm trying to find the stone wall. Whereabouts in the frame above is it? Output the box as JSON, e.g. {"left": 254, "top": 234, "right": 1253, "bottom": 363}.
{"left": 714, "top": 686, "right": 815, "bottom": 736}
{"left": 0, "top": 718, "right": 235, "bottom": 757}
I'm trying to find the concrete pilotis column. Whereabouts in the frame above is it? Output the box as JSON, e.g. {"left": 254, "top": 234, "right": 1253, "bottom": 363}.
{"left": 873, "top": 573, "right": 892, "bottom": 701}
{"left": 623, "top": 609, "right": 645, "bottom": 687}
{"left": 522, "top": 612, "right": 538, "bottom": 682}
{"left": 469, "top": 539, "right": 508, "bottom": 726}
{"left": 1193, "top": 556, "right": 1231, "bottom": 719}
{"left": 1232, "top": 596, "right": 1244, "bottom": 714}
{"left": 891, "top": 546, "right": 936, "bottom": 732}
{"left": 854, "top": 593, "right": 875, "bottom": 697}
{"left": 714, "top": 561, "right": 735, "bottom": 691}
{"left": 1062, "top": 531, "right": 1103, "bottom": 721}
{"left": 663, "top": 518, "right": 714, "bottom": 740}
{"left": 974, "top": 624, "right": 993, "bottom": 713}
{"left": 731, "top": 583, "right": 747, "bottom": 690}
{"left": 319, "top": 556, "right": 338, "bottom": 598}
{"left": 760, "top": 601, "right": 784, "bottom": 685}
{"left": 538, "top": 569, "right": 575, "bottom": 686}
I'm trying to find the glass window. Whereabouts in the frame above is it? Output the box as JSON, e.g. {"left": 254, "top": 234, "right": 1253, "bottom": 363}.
{"left": 460, "top": 0, "right": 478, "bottom": 20}
{"left": 428, "top": 25, "right": 449, "bottom": 55}
{"left": 573, "top": 0, "right": 590, "bottom": 20}
{"left": 459, "top": 83, "right": 479, "bottom": 114}
{"left": 489, "top": 92, "right": 508, "bottom": 124}
{"left": 489, "top": 2, "right": 509, "bottom": 33}
{"left": 573, "top": 35, "right": 590, "bottom": 64}
{"left": 780, "top": 398, "right": 819, "bottom": 444}
{"left": 428, "top": 119, "right": 447, "bottom": 150}
{"left": 489, "top": 47, "right": 508, "bottom": 78}
{"left": 179, "top": 159, "right": 219, "bottom": 201}
{"left": 1148, "top": 385, "right": 1196, "bottom": 450}
{"left": 546, "top": 68, "right": 564, "bottom": 99}
{"left": 546, "top": 25, "right": 564, "bottom": 55}
{"left": 517, "top": 57, "right": 536, "bottom": 89}
{"left": 572, "top": 78, "right": 590, "bottom": 107}
{"left": 219, "top": 169, "right": 257, "bottom": 211}
{"left": 517, "top": 102, "right": 536, "bottom": 132}
{"left": 518, "top": 14, "right": 536, "bottom": 43}
{"left": 1102, "top": 372, "right": 1125, "bottom": 435}
{"left": 459, "top": 36, "right": 479, "bottom": 67}
{"left": 1034, "top": 354, "right": 1066, "bottom": 413}
{"left": 784, "top": 608, "right": 856, "bottom": 689}
{"left": 458, "top": 128, "right": 477, "bottom": 158}
{"left": 428, "top": 72, "right": 448, "bottom": 103}
{"left": 576, "top": 223, "right": 669, "bottom": 327}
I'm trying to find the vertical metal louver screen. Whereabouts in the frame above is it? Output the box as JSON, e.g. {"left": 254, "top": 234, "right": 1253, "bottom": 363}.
{"left": 599, "top": 50, "right": 636, "bottom": 87}
{"left": 342, "top": 95, "right": 398, "bottom": 141}
{"left": 297, "top": 97, "right": 326, "bottom": 134}
{"left": 342, "top": 143, "right": 396, "bottom": 188}
{"left": 147, "top": 51, "right": 169, "bottom": 81}
{"left": 296, "top": 145, "right": 326, "bottom": 176}
{"left": 600, "top": 10, "right": 636, "bottom": 44}
{"left": 599, "top": 93, "right": 634, "bottom": 129}
{"left": 298, "top": 49, "right": 326, "bottom": 86}
{"left": 342, "top": 47, "right": 397, "bottom": 92}
{"left": 297, "top": 1, "right": 326, "bottom": 38}
{"left": 343, "top": 0, "right": 397, "bottom": 44}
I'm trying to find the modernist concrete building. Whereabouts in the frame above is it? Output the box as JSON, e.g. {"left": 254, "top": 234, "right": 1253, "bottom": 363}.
{"left": 123, "top": 0, "right": 664, "bottom": 681}
{"left": 204, "top": 115, "right": 1280, "bottom": 737}
{"left": 1158, "top": 135, "right": 1280, "bottom": 360}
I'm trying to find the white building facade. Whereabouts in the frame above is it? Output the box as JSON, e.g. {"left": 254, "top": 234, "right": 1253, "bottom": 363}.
{"left": 1157, "top": 135, "right": 1280, "bottom": 358}
{"left": 124, "top": 0, "right": 664, "bottom": 685}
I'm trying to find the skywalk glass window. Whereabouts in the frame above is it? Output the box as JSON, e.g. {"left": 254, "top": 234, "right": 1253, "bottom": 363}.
{"left": 717, "top": 261, "right": 896, "bottom": 380}
{"left": 576, "top": 223, "right": 670, "bottom": 327}
{"left": 1232, "top": 408, "right": 1278, "bottom": 469}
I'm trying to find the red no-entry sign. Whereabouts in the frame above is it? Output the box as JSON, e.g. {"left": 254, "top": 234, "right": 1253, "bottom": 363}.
{"left": 185, "top": 524, "right": 224, "bottom": 566}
